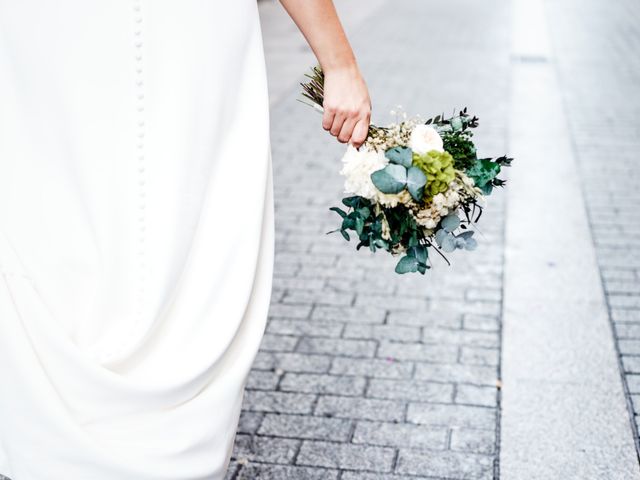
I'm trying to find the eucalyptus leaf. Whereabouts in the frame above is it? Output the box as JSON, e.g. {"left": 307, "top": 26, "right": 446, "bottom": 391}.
{"left": 355, "top": 216, "right": 364, "bottom": 236}
{"left": 385, "top": 146, "right": 413, "bottom": 168}
{"left": 371, "top": 164, "right": 407, "bottom": 194}
{"left": 450, "top": 117, "right": 463, "bottom": 131}
{"left": 406, "top": 166, "right": 427, "bottom": 202}
{"left": 435, "top": 228, "right": 448, "bottom": 247}
{"left": 395, "top": 255, "right": 419, "bottom": 274}
{"left": 441, "top": 234, "right": 457, "bottom": 252}
{"left": 329, "top": 207, "right": 347, "bottom": 218}
{"left": 463, "top": 237, "right": 478, "bottom": 250}
{"left": 441, "top": 214, "right": 460, "bottom": 233}
{"left": 407, "top": 245, "right": 428, "bottom": 265}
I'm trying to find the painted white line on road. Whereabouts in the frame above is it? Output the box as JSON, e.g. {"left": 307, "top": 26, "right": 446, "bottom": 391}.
{"left": 500, "top": 0, "right": 639, "bottom": 478}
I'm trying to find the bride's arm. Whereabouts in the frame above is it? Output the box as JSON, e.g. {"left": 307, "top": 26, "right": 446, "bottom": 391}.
{"left": 279, "top": 0, "right": 371, "bottom": 148}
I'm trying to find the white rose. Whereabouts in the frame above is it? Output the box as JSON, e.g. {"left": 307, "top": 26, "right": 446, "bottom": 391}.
{"left": 409, "top": 124, "right": 444, "bottom": 155}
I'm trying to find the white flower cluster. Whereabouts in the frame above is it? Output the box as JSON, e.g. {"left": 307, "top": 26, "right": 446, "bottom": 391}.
{"left": 339, "top": 145, "right": 388, "bottom": 200}
{"left": 412, "top": 181, "right": 463, "bottom": 229}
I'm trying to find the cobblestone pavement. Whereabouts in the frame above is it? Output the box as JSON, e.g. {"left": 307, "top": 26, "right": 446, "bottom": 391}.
{"left": 545, "top": 0, "right": 640, "bottom": 457}
{"left": 226, "top": 1, "right": 509, "bottom": 479}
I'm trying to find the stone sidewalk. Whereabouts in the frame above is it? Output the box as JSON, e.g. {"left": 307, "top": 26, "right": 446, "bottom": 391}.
{"left": 227, "top": 1, "right": 508, "bottom": 479}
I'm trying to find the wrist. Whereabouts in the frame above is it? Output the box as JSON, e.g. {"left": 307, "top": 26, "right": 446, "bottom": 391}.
{"left": 319, "top": 54, "right": 359, "bottom": 76}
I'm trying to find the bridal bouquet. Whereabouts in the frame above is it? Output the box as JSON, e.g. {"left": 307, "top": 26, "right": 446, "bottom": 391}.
{"left": 300, "top": 66, "right": 513, "bottom": 274}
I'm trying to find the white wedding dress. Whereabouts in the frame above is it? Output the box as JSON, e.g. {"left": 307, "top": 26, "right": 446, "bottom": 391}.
{"left": 0, "top": 1, "right": 274, "bottom": 479}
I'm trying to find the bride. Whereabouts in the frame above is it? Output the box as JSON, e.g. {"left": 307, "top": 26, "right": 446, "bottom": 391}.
{"left": 0, "top": 0, "right": 370, "bottom": 479}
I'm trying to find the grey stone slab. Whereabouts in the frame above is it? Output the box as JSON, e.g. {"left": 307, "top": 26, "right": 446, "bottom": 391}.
{"left": 331, "top": 357, "right": 414, "bottom": 379}
{"left": 450, "top": 428, "right": 496, "bottom": 455}
{"left": 315, "top": 395, "right": 405, "bottom": 422}
{"left": 407, "top": 403, "right": 496, "bottom": 430}
{"left": 296, "top": 441, "right": 395, "bottom": 472}
{"left": 500, "top": 0, "right": 639, "bottom": 477}
{"left": 242, "top": 390, "right": 316, "bottom": 415}
{"left": 279, "top": 372, "right": 366, "bottom": 396}
{"left": 258, "top": 413, "right": 352, "bottom": 442}
{"left": 414, "top": 363, "right": 498, "bottom": 387}
{"left": 352, "top": 420, "right": 448, "bottom": 450}
{"left": 232, "top": 434, "right": 300, "bottom": 465}
{"left": 396, "top": 449, "right": 494, "bottom": 479}
{"left": 366, "top": 378, "right": 453, "bottom": 403}
{"left": 236, "top": 463, "right": 339, "bottom": 480}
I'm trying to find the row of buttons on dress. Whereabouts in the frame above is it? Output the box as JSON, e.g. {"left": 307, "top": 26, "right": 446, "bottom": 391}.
{"left": 97, "top": 0, "right": 146, "bottom": 364}
{"left": 133, "top": 0, "right": 146, "bottom": 323}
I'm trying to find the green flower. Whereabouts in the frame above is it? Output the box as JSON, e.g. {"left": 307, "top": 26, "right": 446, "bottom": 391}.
{"left": 412, "top": 150, "right": 456, "bottom": 199}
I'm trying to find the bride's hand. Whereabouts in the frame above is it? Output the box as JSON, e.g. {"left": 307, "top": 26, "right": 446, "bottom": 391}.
{"left": 321, "top": 65, "right": 371, "bottom": 149}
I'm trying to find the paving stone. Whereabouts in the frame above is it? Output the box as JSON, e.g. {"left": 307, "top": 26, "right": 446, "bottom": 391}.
{"left": 312, "top": 305, "right": 387, "bottom": 324}
{"left": 462, "top": 314, "right": 500, "bottom": 332}
{"left": 246, "top": 370, "right": 282, "bottom": 390}
{"left": 422, "top": 328, "right": 499, "bottom": 348}
{"left": 355, "top": 294, "right": 429, "bottom": 310}
{"left": 315, "top": 395, "right": 405, "bottom": 422}
{"left": 296, "top": 441, "right": 395, "bottom": 472}
{"left": 615, "top": 323, "right": 640, "bottom": 339}
{"left": 396, "top": 449, "right": 494, "bottom": 479}
{"left": 232, "top": 434, "right": 300, "bottom": 464}
{"left": 297, "top": 337, "right": 377, "bottom": 358}
{"left": 259, "top": 333, "right": 300, "bottom": 352}
{"left": 236, "top": 464, "right": 339, "bottom": 480}
{"left": 279, "top": 372, "right": 366, "bottom": 396}
{"left": 242, "top": 390, "right": 316, "bottom": 414}
{"left": 352, "top": 420, "right": 448, "bottom": 449}
{"left": 237, "top": 411, "right": 264, "bottom": 435}
{"left": 341, "top": 473, "right": 429, "bottom": 480}
{"left": 407, "top": 403, "right": 496, "bottom": 429}
{"left": 450, "top": 428, "right": 496, "bottom": 455}
{"left": 266, "top": 319, "right": 345, "bottom": 337}
{"left": 459, "top": 347, "right": 500, "bottom": 367}
{"left": 455, "top": 384, "right": 498, "bottom": 408}
{"left": 366, "top": 378, "right": 453, "bottom": 402}
{"left": 268, "top": 303, "right": 313, "bottom": 319}
{"left": 377, "top": 341, "right": 458, "bottom": 363}
{"left": 342, "top": 324, "right": 421, "bottom": 342}
{"left": 618, "top": 340, "right": 640, "bottom": 356}
{"left": 253, "top": 352, "right": 332, "bottom": 373}
{"left": 258, "top": 413, "right": 352, "bottom": 441}
{"left": 330, "top": 357, "right": 414, "bottom": 379}
{"left": 414, "top": 363, "right": 498, "bottom": 386}
{"left": 387, "top": 309, "right": 462, "bottom": 328}
{"left": 282, "top": 289, "right": 354, "bottom": 306}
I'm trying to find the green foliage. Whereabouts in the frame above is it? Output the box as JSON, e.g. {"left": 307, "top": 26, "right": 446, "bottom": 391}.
{"left": 406, "top": 166, "right": 427, "bottom": 202}
{"left": 395, "top": 245, "right": 429, "bottom": 274}
{"left": 412, "top": 150, "right": 456, "bottom": 198}
{"left": 385, "top": 146, "right": 413, "bottom": 168}
{"left": 371, "top": 164, "right": 407, "bottom": 194}
{"left": 442, "top": 132, "right": 477, "bottom": 170}
{"left": 466, "top": 158, "right": 502, "bottom": 194}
